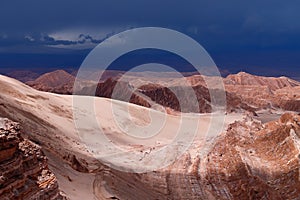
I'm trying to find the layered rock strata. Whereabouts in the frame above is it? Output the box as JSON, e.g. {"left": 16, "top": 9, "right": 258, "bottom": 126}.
{"left": 0, "top": 118, "right": 65, "bottom": 200}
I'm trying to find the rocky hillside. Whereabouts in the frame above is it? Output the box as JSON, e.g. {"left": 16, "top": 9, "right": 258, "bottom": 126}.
{"left": 0, "top": 118, "right": 65, "bottom": 200}
{"left": 94, "top": 113, "right": 300, "bottom": 199}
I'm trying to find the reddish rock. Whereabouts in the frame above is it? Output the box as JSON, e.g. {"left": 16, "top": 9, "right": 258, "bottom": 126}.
{"left": 0, "top": 118, "right": 66, "bottom": 200}
{"left": 95, "top": 113, "right": 300, "bottom": 199}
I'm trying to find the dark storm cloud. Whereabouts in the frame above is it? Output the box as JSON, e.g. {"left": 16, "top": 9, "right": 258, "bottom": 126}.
{"left": 41, "top": 34, "right": 103, "bottom": 46}
{"left": 0, "top": 32, "right": 103, "bottom": 48}
{"left": 78, "top": 34, "right": 103, "bottom": 44}
{"left": 0, "top": 0, "right": 299, "bottom": 77}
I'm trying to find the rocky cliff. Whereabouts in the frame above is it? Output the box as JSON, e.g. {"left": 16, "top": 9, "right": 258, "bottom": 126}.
{"left": 0, "top": 118, "right": 65, "bottom": 200}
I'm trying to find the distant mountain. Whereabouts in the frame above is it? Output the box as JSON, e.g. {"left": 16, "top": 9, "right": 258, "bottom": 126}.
{"left": 24, "top": 69, "right": 300, "bottom": 113}
{"left": 27, "top": 70, "right": 75, "bottom": 94}
{"left": 224, "top": 72, "right": 300, "bottom": 90}
{"left": 223, "top": 72, "right": 300, "bottom": 112}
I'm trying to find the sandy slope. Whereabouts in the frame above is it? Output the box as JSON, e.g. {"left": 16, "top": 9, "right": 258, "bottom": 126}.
{"left": 0, "top": 74, "right": 244, "bottom": 199}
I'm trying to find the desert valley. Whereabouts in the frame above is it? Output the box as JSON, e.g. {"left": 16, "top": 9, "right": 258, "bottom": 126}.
{"left": 0, "top": 69, "right": 299, "bottom": 199}
{"left": 2, "top": 0, "right": 300, "bottom": 199}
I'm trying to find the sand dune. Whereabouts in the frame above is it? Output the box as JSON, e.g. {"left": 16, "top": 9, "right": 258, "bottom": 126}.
{"left": 0, "top": 74, "right": 243, "bottom": 199}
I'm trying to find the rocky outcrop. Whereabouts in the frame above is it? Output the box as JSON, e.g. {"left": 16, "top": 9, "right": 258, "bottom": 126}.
{"left": 94, "top": 113, "right": 300, "bottom": 199}
{"left": 0, "top": 118, "right": 65, "bottom": 200}
{"left": 202, "top": 113, "right": 300, "bottom": 199}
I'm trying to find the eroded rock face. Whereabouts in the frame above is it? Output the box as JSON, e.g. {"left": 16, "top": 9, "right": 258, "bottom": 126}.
{"left": 0, "top": 118, "right": 66, "bottom": 200}
{"left": 94, "top": 113, "right": 300, "bottom": 200}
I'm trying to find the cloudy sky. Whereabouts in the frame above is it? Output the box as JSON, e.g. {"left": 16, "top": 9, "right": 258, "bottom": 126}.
{"left": 0, "top": 0, "right": 299, "bottom": 78}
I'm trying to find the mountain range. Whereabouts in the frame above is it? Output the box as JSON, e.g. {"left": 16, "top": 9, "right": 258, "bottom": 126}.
{"left": 24, "top": 69, "right": 300, "bottom": 115}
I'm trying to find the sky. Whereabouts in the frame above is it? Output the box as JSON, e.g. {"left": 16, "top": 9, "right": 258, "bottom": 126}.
{"left": 0, "top": 0, "right": 299, "bottom": 79}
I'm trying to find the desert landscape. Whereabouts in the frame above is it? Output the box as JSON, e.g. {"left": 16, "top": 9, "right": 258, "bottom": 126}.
{"left": 1, "top": 1, "right": 300, "bottom": 199}
{"left": 0, "top": 69, "right": 299, "bottom": 199}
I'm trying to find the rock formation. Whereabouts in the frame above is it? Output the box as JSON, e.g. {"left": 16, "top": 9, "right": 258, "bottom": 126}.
{"left": 0, "top": 118, "right": 65, "bottom": 200}
{"left": 94, "top": 113, "right": 300, "bottom": 199}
